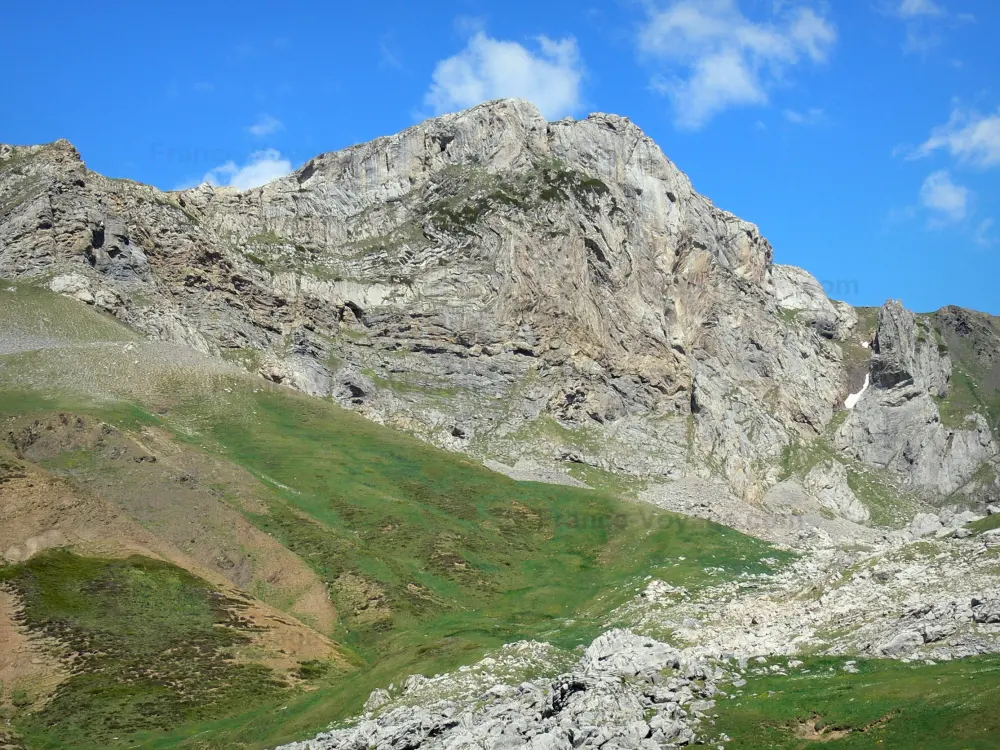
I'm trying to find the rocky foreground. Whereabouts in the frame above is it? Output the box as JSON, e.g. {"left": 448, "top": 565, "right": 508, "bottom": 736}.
{"left": 280, "top": 515, "right": 1000, "bottom": 750}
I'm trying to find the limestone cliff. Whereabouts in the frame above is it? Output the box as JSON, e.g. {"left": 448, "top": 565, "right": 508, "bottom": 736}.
{"left": 1, "top": 100, "right": 996, "bottom": 519}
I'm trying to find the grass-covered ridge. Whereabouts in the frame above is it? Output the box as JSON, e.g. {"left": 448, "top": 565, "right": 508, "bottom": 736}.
{"left": 0, "top": 282, "right": 140, "bottom": 347}
{"left": 714, "top": 655, "right": 1000, "bottom": 749}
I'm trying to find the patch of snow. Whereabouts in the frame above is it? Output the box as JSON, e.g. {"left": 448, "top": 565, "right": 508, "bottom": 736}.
{"left": 844, "top": 373, "right": 870, "bottom": 410}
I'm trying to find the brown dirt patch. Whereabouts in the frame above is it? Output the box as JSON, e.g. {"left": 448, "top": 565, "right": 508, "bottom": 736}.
{"left": 335, "top": 572, "right": 392, "bottom": 626}
{"left": 795, "top": 715, "right": 851, "bottom": 742}
{"left": 794, "top": 711, "right": 898, "bottom": 742}
{"left": 4, "top": 414, "right": 337, "bottom": 634}
{"left": 228, "top": 592, "right": 351, "bottom": 677}
{"left": 0, "top": 589, "right": 66, "bottom": 712}
{"left": 0, "top": 418, "right": 348, "bottom": 677}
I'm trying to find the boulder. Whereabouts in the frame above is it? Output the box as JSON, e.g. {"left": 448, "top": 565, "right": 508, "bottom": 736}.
{"left": 910, "top": 513, "right": 944, "bottom": 538}
{"left": 972, "top": 599, "right": 1000, "bottom": 624}
{"left": 877, "top": 629, "right": 924, "bottom": 657}
{"left": 803, "top": 461, "right": 870, "bottom": 523}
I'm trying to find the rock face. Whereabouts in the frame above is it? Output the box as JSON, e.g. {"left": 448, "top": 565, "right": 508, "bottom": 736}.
{"left": 836, "top": 302, "right": 998, "bottom": 500}
{"left": 1, "top": 100, "right": 997, "bottom": 516}
{"left": 772, "top": 264, "right": 856, "bottom": 340}
{"left": 870, "top": 300, "right": 950, "bottom": 395}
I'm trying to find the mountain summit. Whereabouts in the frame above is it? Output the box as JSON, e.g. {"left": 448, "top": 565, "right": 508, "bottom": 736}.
{"left": 2, "top": 99, "right": 998, "bottom": 531}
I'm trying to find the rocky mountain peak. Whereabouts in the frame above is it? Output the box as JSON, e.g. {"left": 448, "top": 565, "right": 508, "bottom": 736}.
{"left": 1, "top": 101, "right": 997, "bottom": 519}
{"left": 1, "top": 138, "right": 84, "bottom": 171}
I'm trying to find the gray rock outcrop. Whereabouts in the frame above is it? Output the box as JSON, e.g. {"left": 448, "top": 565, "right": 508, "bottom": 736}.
{"left": 973, "top": 599, "right": 1000, "bottom": 624}
{"left": 836, "top": 302, "right": 996, "bottom": 499}
{"left": 802, "top": 461, "right": 869, "bottom": 523}
{"left": 772, "top": 264, "right": 856, "bottom": 340}
{"left": 277, "top": 632, "right": 717, "bottom": 750}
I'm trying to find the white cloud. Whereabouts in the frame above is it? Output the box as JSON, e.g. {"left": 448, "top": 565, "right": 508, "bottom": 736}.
{"left": 919, "top": 170, "right": 969, "bottom": 223}
{"left": 638, "top": 1, "right": 836, "bottom": 129}
{"left": 886, "top": 0, "right": 975, "bottom": 54}
{"left": 913, "top": 107, "right": 1000, "bottom": 168}
{"left": 784, "top": 107, "right": 825, "bottom": 125}
{"left": 177, "top": 149, "right": 292, "bottom": 191}
{"left": 975, "top": 218, "right": 996, "bottom": 247}
{"left": 424, "top": 32, "right": 583, "bottom": 120}
{"left": 788, "top": 7, "right": 839, "bottom": 61}
{"left": 896, "top": 0, "right": 945, "bottom": 18}
{"left": 902, "top": 27, "right": 941, "bottom": 54}
{"left": 248, "top": 114, "right": 284, "bottom": 137}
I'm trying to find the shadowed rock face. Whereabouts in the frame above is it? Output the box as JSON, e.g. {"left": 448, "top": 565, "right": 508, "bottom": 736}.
{"left": 870, "top": 300, "right": 950, "bottom": 395}
{"left": 1, "top": 100, "right": 996, "bottom": 514}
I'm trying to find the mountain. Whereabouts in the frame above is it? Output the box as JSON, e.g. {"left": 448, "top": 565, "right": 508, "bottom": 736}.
{"left": 3, "top": 100, "right": 997, "bottom": 526}
{"left": 2, "top": 100, "right": 1000, "bottom": 749}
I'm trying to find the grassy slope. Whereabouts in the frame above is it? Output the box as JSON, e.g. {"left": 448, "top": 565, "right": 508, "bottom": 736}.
{"left": 0, "top": 284, "right": 140, "bottom": 338}
{"left": 0, "top": 552, "right": 288, "bottom": 750}
{"left": 0, "top": 386, "right": 788, "bottom": 749}
{"left": 182, "top": 387, "right": 785, "bottom": 645}
{"left": 714, "top": 655, "right": 1000, "bottom": 749}
{"left": 0, "top": 282, "right": 790, "bottom": 748}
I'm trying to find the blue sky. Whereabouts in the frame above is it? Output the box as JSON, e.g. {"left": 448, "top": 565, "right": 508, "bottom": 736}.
{"left": 2, "top": 0, "right": 998, "bottom": 313}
